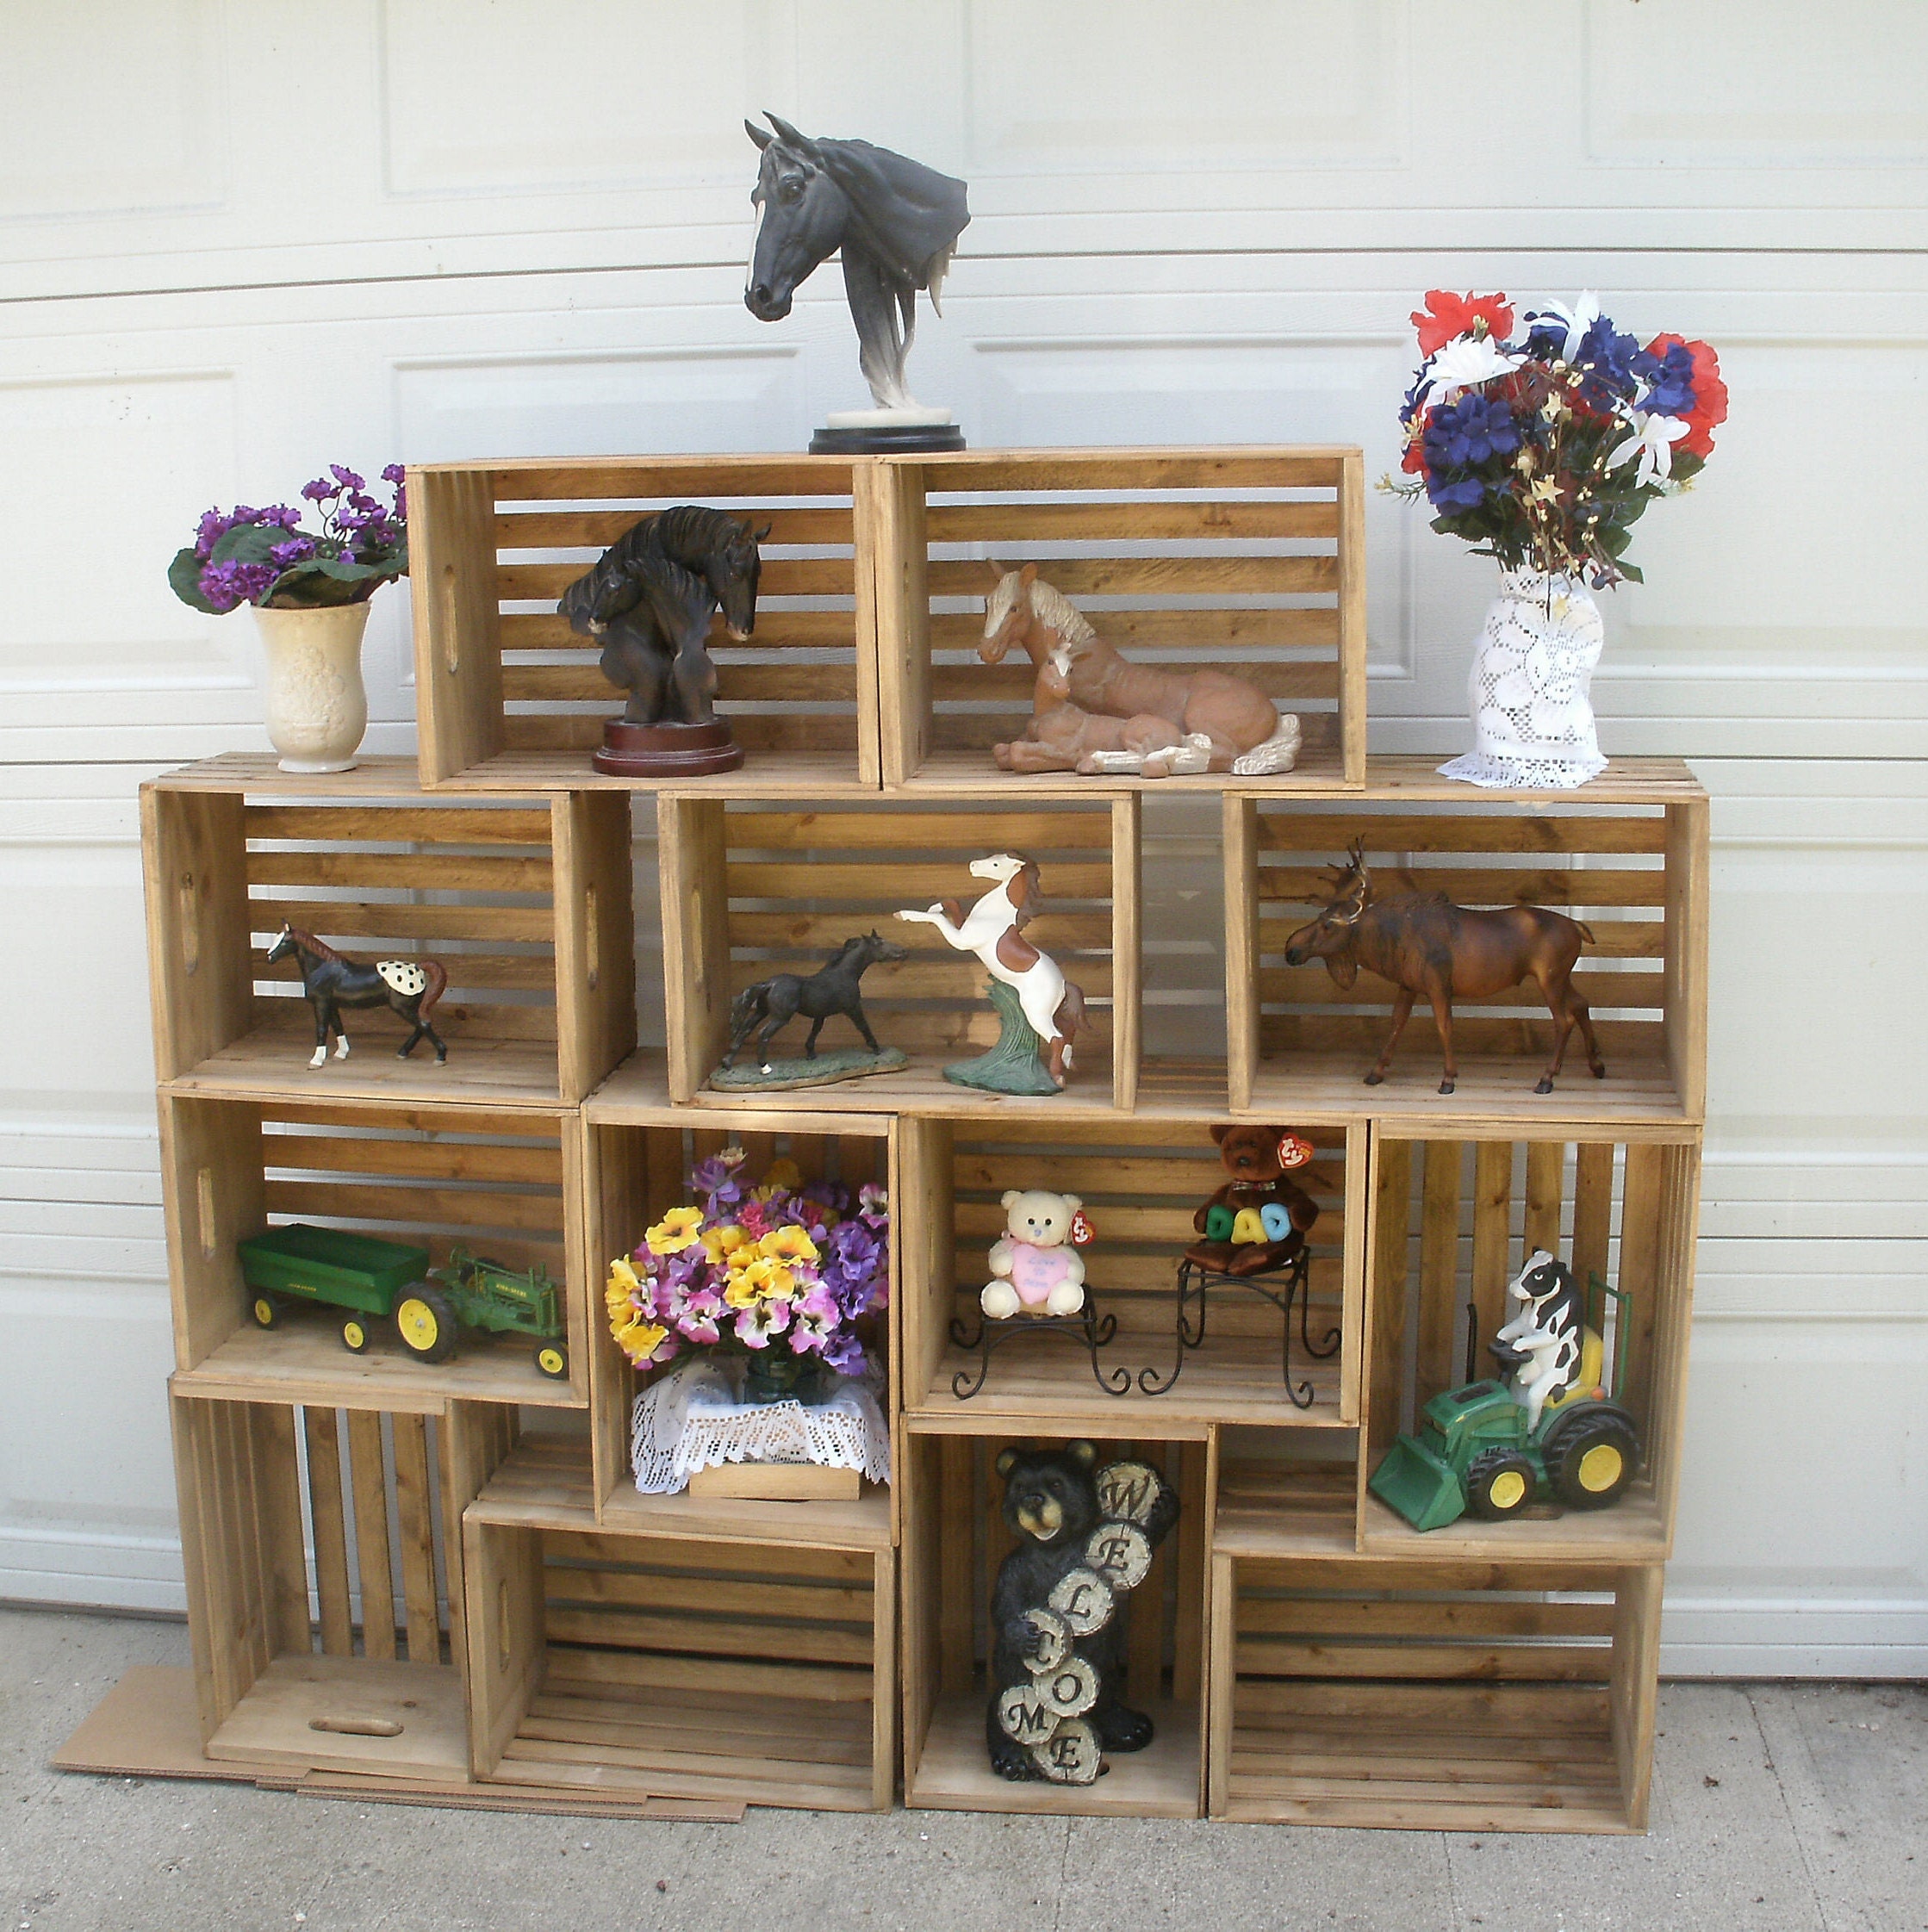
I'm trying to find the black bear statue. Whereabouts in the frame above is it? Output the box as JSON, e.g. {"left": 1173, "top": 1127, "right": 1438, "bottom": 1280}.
{"left": 986, "top": 1441, "right": 1179, "bottom": 1784}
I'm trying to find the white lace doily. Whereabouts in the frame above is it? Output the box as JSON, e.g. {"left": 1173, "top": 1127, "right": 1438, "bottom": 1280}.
{"left": 1440, "top": 568, "right": 1608, "bottom": 790}
{"left": 631, "top": 1357, "right": 892, "bottom": 1494}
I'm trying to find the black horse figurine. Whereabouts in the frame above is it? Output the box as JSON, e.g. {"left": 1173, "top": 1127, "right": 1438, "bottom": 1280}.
{"left": 264, "top": 924, "right": 450, "bottom": 1069}
{"left": 558, "top": 505, "right": 767, "bottom": 729}
{"left": 744, "top": 112, "right": 969, "bottom": 419}
{"left": 719, "top": 931, "right": 907, "bottom": 1074}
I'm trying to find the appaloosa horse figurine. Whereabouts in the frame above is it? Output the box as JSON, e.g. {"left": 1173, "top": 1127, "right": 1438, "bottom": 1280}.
{"left": 896, "top": 854, "right": 1085, "bottom": 1088}
{"left": 718, "top": 931, "right": 908, "bottom": 1074}
{"left": 744, "top": 113, "right": 969, "bottom": 426}
{"left": 1282, "top": 844, "right": 1605, "bottom": 1096}
{"left": 264, "top": 924, "right": 450, "bottom": 1070}
{"left": 980, "top": 563, "right": 1303, "bottom": 778}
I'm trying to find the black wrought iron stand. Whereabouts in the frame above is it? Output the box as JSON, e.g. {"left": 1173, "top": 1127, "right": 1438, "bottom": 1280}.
{"left": 948, "top": 1301, "right": 1129, "bottom": 1400}
{"left": 1138, "top": 1248, "right": 1339, "bottom": 1406}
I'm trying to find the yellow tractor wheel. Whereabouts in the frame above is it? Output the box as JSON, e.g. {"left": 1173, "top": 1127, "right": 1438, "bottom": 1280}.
{"left": 1465, "top": 1448, "right": 1537, "bottom": 1520}
{"left": 251, "top": 1295, "right": 279, "bottom": 1330}
{"left": 394, "top": 1287, "right": 458, "bottom": 1364}
{"left": 340, "top": 1318, "right": 370, "bottom": 1354}
{"left": 534, "top": 1343, "right": 569, "bottom": 1380}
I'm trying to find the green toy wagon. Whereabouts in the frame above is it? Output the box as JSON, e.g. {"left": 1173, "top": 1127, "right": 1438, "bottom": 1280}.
{"left": 237, "top": 1224, "right": 569, "bottom": 1379}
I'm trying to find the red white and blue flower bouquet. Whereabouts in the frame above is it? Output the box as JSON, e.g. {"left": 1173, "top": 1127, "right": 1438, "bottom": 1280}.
{"left": 1385, "top": 291, "right": 1726, "bottom": 787}
{"left": 606, "top": 1147, "right": 892, "bottom": 1497}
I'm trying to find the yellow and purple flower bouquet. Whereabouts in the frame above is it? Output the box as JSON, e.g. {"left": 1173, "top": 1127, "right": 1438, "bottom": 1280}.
{"left": 606, "top": 1146, "right": 889, "bottom": 1380}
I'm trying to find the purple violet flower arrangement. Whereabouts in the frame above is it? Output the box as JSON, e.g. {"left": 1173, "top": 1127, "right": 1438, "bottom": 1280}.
{"left": 168, "top": 465, "right": 409, "bottom": 614}
{"left": 606, "top": 1146, "right": 890, "bottom": 1380}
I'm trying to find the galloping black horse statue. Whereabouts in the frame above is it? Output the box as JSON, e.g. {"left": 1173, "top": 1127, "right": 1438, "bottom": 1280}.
{"left": 744, "top": 113, "right": 969, "bottom": 433}
{"left": 718, "top": 931, "right": 907, "bottom": 1075}
{"left": 558, "top": 505, "right": 767, "bottom": 730}
{"left": 264, "top": 924, "right": 450, "bottom": 1069}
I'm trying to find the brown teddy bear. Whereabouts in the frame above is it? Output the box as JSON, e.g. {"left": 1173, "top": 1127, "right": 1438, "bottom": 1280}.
{"left": 1184, "top": 1123, "right": 1320, "bottom": 1277}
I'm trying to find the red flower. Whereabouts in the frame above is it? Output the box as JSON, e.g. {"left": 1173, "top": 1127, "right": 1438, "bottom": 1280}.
{"left": 1645, "top": 333, "right": 1728, "bottom": 459}
{"left": 1411, "top": 290, "right": 1514, "bottom": 357}
{"left": 1400, "top": 430, "right": 1429, "bottom": 478}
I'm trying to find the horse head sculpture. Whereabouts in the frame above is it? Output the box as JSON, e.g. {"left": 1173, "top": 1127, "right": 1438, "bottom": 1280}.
{"left": 743, "top": 111, "right": 969, "bottom": 412}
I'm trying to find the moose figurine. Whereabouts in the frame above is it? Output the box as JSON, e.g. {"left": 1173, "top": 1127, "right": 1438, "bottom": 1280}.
{"left": 264, "top": 925, "right": 450, "bottom": 1070}
{"left": 1283, "top": 843, "right": 1605, "bottom": 1096}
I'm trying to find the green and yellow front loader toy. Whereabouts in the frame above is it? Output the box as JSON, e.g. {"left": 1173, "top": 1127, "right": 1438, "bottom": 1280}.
{"left": 1370, "top": 1273, "right": 1639, "bottom": 1531}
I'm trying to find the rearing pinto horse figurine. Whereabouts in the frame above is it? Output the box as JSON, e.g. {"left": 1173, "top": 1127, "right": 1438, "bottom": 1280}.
{"left": 264, "top": 924, "right": 450, "bottom": 1071}
{"left": 1282, "top": 844, "right": 1606, "bottom": 1096}
{"left": 980, "top": 563, "right": 1303, "bottom": 778}
{"left": 896, "top": 854, "right": 1085, "bottom": 1088}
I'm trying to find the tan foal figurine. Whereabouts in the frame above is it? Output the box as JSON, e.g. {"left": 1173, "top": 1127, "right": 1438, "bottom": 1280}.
{"left": 978, "top": 562, "right": 1302, "bottom": 778}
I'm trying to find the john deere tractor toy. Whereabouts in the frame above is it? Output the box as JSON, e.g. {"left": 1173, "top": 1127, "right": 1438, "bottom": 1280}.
{"left": 1370, "top": 1257, "right": 1639, "bottom": 1532}
{"left": 237, "top": 1225, "right": 569, "bottom": 1379}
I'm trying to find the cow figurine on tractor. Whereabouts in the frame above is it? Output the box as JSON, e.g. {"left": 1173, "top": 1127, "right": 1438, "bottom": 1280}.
{"left": 237, "top": 1225, "right": 569, "bottom": 1380}
{"left": 1370, "top": 1251, "right": 1640, "bottom": 1532}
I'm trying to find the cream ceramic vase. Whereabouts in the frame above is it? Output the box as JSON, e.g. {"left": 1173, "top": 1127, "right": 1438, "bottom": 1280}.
{"left": 253, "top": 602, "right": 371, "bottom": 773}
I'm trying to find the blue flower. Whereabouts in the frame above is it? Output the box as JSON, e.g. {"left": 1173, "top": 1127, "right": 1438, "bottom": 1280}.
{"left": 1424, "top": 474, "right": 1489, "bottom": 512}
{"left": 329, "top": 463, "right": 365, "bottom": 491}
{"left": 1568, "top": 316, "right": 1643, "bottom": 411}
{"left": 270, "top": 537, "right": 317, "bottom": 568}
{"left": 1633, "top": 339, "right": 1696, "bottom": 417}
{"left": 381, "top": 463, "right": 407, "bottom": 486}
{"left": 1423, "top": 393, "right": 1521, "bottom": 472}
{"left": 301, "top": 477, "right": 337, "bottom": 503}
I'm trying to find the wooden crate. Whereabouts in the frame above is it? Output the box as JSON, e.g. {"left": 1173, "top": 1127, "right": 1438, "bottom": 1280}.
{"left": 1358, "top": 1128, "right": 1701, "bottom": 1562}
{"left": 143, "top": 757, "right": 634, "bottom": 1109}
{"left": 874, "top": 448, "right": 1366, "bottom": 792}
{"left": 411, "top": 455, "right": 881, "bottom": 793}
{"left": 1226, "top": 762, "right": 1709, "bottom": 1128}
{"left": 1208, "top": 1553, "right": 1661, "bottom": 1831}
{"left": 463, "top": 1513, "right": 895, "bottom": 1811}
{"left": 162, "top": 1092, "right": 589, "bottom": 1408}
{"left": 658, "top": 793, "right": 1142, "bottom": 1111}
{"left": 896, "top": 1114, "right": 1366, "bottom": 1434}
{"left": 899, "top": 1430, "right": 1210, "bottom": 1817}
{"left": 171, "top": 1387, "right": 518, "bottom": 1781}
{"left": 578, "top": 1067, "right": 896, "bottom": 1544}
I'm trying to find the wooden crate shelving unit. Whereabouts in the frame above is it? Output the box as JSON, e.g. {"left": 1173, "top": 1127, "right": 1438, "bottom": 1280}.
{"left": 895, "top": 1111, "right": 1366, "bottom": 1436}
{"left": 412, "top": 455, "right": 882, "bottom": 794}
{"left": 1225, "top": 761, "right": 1708, "bottom": 1129}
{"left": 658, "top": 792, "right": 1143, "bottom": 1113}
{"left": 171, "top": 1386, "right": 518, "bottom": 1781}
{"left": 874, "top": 447, "right": 1368, "bottom": 793}
{"left": 580, "top": 1059, "right": 898, "bottom": 1546}
{"left": 162, "top": 1090, "right": 590, "bottom": 1409}
{"left": 464, "top": 1452, "right": 895, "bottom": 1811}
{"left": 1207, "top": 1551, "right": 1660, "bottom": 1831}
{"left": 143, "top": 755, "right": 633, "bottom": 1109}
{"left": 139, "top": 436, "right": 1710, "bottom": 1834}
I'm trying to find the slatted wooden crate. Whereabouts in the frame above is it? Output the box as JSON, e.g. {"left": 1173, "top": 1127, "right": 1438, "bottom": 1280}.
{"left": 412, "top": 456, "right": 881, "bottom": 792}
{"left": 171, "top": 1388, "right": 518, "bottom": 1781}
{"left": 895, "top": 1114, "right": 1365, "bottom": 1433}
{"left": 874, "top": 448, "right": 1366, "bottom": 792}
{"left": 1359, "top": 1129, "right": 1701, "bottom": 1562}
{"left": 1225, "top": 764, "right": 1708, "bottom": 1128}
{"left": 576, "top": 1072, "right": 896, "bottom": 1543}
{"left": 658, "top": 794, "right": 1141, "bottom": 1111}
{"left": 142, "top": 758, "right": 633, "bottom": 1108}
{"left": 1207, "top": 1554, "right": 1660, "bottom": 1831}
{"left": 463, "top": 1515, "right": 895, "bottom": 1810}
{"left": 162, "top": 1092, "right": 588, "bottom": 1407}
{"left": 899, "top": 1431, "right": 1210, "bottom": 1817}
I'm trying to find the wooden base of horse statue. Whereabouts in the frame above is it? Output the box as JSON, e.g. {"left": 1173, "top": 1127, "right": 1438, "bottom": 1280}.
{"left": 981, "top": 563, "right": 1302, "bottom": 779}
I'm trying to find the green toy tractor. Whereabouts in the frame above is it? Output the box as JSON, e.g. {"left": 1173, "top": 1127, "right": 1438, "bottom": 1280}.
{"left": 237, "top": 1225, "right": 569, "bottom": 1379}
{"left": 1370, "top": 1271, "right": 1639, "bottom": 1532}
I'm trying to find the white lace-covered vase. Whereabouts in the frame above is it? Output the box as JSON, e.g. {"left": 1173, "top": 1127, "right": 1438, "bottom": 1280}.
{"left": 1439, "top": 568, "right": 1608, "bottom": 790}
{"left": 254, "top": 602, "right": 371, "bottom": 773}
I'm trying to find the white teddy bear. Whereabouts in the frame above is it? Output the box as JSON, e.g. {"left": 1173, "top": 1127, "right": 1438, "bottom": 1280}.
{"left": 982, "top": 1188, "right": 1089, "bottom": 1320}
